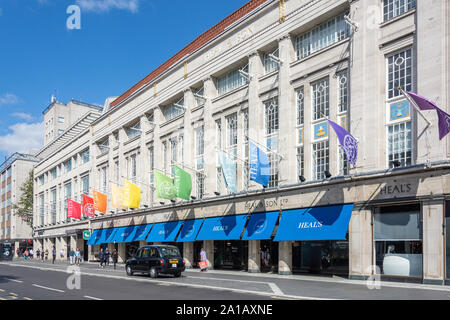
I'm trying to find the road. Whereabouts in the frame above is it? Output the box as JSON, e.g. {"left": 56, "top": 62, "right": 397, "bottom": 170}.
{"left": 1, "top": 259, "right": 450, "bottom": 300}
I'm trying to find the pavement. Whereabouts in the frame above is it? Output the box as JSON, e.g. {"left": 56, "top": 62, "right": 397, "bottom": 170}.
{"left": 2, "top": 258, "right": 450, "bottom": 300}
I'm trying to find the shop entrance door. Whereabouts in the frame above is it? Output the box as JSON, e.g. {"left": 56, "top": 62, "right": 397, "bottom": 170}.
{"left": 214, "top": 241, "right": 248, "bottom": 270}
{"left": 260, "top": 240, "right": 278, "bottom": 273}
{"left": 193, "top": 241, "right": 202, "bottom": 268}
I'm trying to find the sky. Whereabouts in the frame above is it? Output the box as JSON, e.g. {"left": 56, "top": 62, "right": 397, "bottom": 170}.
{"left": 0, "top": 0, "right": 249, "bottom": 163}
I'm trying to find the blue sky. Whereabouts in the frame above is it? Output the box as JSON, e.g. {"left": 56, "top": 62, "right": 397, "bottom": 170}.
{"left": 0, "top": 0, "right": 249, "bottom": 162}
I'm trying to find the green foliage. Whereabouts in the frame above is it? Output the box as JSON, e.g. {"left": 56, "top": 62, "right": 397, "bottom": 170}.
{"left": 12, "top": 170, "right": 34, "bottom": 227}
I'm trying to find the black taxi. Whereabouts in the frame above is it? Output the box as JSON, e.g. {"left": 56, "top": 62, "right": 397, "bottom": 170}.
{"left": 125, "top": 245, "right": 185, "bottom": 278}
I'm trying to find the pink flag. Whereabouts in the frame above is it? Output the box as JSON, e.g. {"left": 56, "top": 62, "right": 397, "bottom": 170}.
{"left": 67, "top": 198, "right": 81, "bottom": 220}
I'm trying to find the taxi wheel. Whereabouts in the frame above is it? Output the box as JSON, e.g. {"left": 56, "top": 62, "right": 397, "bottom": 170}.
{"left": 149, "top": 267, "right": 158, "bottom": 278}
{"left": 126, "top": 265, "right": 134, "bottom": 276}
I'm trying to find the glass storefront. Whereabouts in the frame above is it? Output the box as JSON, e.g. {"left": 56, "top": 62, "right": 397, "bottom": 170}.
{"left": 373, "top": 203, "right": 422, "bottom": 278}
{"left": 214, "top": 240, "right": 248, "bottom": 270}
{"left": 446, "top": 201, "right": 450, "bottom": 279}
{"left": 292, "top": 235, "right": 349, "bottom": 276}
{"left": 125, "top": 241, "right": 140, "bottom": 260}
{"left": 260, "top": 240, "right": 278, "bottom": 272}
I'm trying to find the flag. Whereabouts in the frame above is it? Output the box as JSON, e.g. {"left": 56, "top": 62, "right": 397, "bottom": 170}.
{"left": 435, "top": 107, "right": 450, "bottom": 140}
{"left": 122, "top": 180, "right": 141, "bottom": 208}
{"left": 155, "top": 171, "right": 176, "bottom": 200}
{"left": 93, "top": 190, "right": 107, "bottom": 214}
{"left": 111, "top": 184, "right": 125, "bottom": 209}
{"left": 173, "top": 165, "right": 192, "bottom": 200}
{"left": 82, "top": 194, "right": 95, "bottom": 217}
{"left": 249, "top": 141, "right": 270, "bottom": 187}
{"left": 67, "top": 198, "right": 81, "bottom": 220}
{"left": 327, "top": 119, "right": 358, "bottom": 166}
{"left": 218, "top": 151, "right": 237, "bottom": 194}
{"left": 406, "top": 91, "right": 438, "bottom": 110}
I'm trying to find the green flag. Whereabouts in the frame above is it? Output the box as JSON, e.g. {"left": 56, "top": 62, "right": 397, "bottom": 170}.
{"left": 173, "top": 165, "right": 192, "bottom": 200}
{"left": 155, "top": 171, "right": 176, "bottom": 200}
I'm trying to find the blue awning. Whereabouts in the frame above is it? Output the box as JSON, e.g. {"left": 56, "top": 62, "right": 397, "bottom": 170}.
{"left": 94, "top": 228, "right": 117, "bottom": 245}
{"left": 195, "top": 215, "right": 248, "bottom": 241}
{"left": 113, "top": 226, "right": 140, "bottom": 243}
{"left": 146, "top": 221, "right": 183, "bottom": 243}
{"left": 105, "top": 228, "right": 119, "bottom": 243}
{"left": 242, "top": 211, "right": 279, "bottom": 240}
{"left": 132, "top": 224, "right": 153, "bottom": 242}
{"left": 273, "top": 204, "right": 354, "bottom": 241}
{"left": 87, "top": 229, "right": 101, "bottom": 245}
{"left": 176, "top": 219, "right": 204, "bottom": 242}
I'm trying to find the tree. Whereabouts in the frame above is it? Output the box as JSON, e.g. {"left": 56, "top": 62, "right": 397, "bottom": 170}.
{"left": 12, "top": 170, "right": 34, "bottom": 228}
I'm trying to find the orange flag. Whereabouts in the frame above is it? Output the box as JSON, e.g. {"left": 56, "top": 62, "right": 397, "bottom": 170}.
{"left": 93, "top": 190, "right": 107, "bottom": 214}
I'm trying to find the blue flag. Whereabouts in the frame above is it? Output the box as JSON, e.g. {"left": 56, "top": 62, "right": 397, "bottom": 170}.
{"left": 327, "top": 119, "right": 358, "bottom": 166}
{"left": 218, "top": 151, "right": 237, "bottom": 194}
{"left": 249, "top": 141, "right": 270, "bottom": 187}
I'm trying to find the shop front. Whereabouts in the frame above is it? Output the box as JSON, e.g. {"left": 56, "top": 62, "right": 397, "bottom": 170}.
{"left": 373, "top": 203, "right": 423, "bottom": 282}
{"left": 446, "top": 201, "right": 450, "bottom": 284}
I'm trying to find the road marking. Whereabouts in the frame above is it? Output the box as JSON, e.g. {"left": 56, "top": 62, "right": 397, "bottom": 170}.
{"left": 9, "top": 292, "right": 18, "bottom": 296}
{"left": 268, "top": 282, "right": 284, "bottom": 296}
{"left": 8, "top": 279, "right": 23, "bottom": 283}
{"left": 0, "top": 289, "right": 4, "bottom": 292}
{"left": 32, "top": 284, "right": 65, "bottom": 293}
{"left": 24, "top": 297, "right": 33, "bottom": 300}
{"left": 157, "top": 283, "right": 171, "bottom": 286}
{"left": 84, "top": 295, "right": 103, "bottom": 300}
{"left": 0, "top": 298, "right": 6, "bottom": 300}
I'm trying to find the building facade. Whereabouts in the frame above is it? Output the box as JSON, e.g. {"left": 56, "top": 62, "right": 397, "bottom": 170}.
{"left": 33, "top": 0, "right": 450, "bottom": 284}
{"left": 1, "top": 152, "right": 40, "bottom": 254}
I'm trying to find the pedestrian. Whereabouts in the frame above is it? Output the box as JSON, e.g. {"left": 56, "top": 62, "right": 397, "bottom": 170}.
{"left": 44, "top": 249, "right": 49, "bottom": 261}
{"left": 36, "top": 249, "right": 41, "bottom": 260}
{"left": 200, "top": 247, "right": 207, "bottom": 272}
{"left": 75, "top": 248, "right": 81, "bottom": 266}
{"left": 29, "top": 248, "right": 34, "bottom": 260}
{"left": 60, "top": 248, "right": 65, "bottom": 260}
{"left": 98, "top": 248, "right": 104, "bottom": 268}
{"left": 69, "top": 249, "right": 75, "bottom": 265}
{"left": 104, "top": 248, "right": 110, "bottom": 266}
{"left": 24, "top": 249, "right": 29, "bottom": 260}
{"left": 112, "top": 249, "right": 118, "bottom": 270}
{"left": 41, "top": 248, "right": 44, "bottom": 261}
{"left": 52, "top": 247, "right": 56, "bottom": 264}
{"left": 16, "top": 248, "right": 20, "bottom": 258}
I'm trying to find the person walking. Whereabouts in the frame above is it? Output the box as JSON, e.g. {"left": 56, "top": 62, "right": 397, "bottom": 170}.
{"left": 104, "top": 248, "right": 110, "bottom": 266}
{"left": 60, "top": 248, "right": 65, "bottom": 260}
{"left": 29, "top": 248, "right": 34, "bottom": 260}
{"left": 24, "top": 249, "right": 29, "bottom": 261}
{"left": 52, "top": 247, "right": 56, "bottom": 264}
{"left": 69, "top": 249, "right": 75, "bottom": 265}
{"left": 44, "top": 249, "right": 49, "bottom": 261}
{"left": 16, "top": 248, "right": 20, "bottom": 259}
{"left": 41, "top": 248, "right": 44, "bottom": 261}
{"left": 111, "top": 249, "right": 118, "bottom": 270}
{"left": 98, "top": 248, "right": 104, "bottom": 268}
{"left": 36, "top": 248, "right": 41, "bottom": 261}
{"left": 75, "top": 248, "right": 81, "bottom": 266}
{"left": 200, "top": 247, "right": 208, "bottom": 272}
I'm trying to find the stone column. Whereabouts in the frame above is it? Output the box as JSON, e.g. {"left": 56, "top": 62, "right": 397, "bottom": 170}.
{"left": 55, "top": 237, "right": 62, "bottom": 261}
{"left": 248, "top": 240, "right": 261, "bottom": 273}
{"left": 118, "top": 243, "right": 126, "bottom": 263}
{"left": 278, "top": 241, "right": 292, "bottom": 275}
{"left": 15, "top": 241, "right": 20, "bottom": 258}
{"left": 203, "top": 240, "right": 214, "bottom": 270}
{"left": 422, "top": 199, "right": 445, "bottom": 285}
{"left": 348, "top": 206, "right": 373, "bottom": 280}
{"left": 88, "top": 244, "right": 96, "bottom": 262}
{"left": 183, "top": 242, "right": 194, "bottom": 269}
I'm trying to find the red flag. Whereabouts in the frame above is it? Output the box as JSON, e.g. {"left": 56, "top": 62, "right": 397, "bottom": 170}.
{"left": 82, "top": 194, "right": 95, "bottom": 218}
{"left": 67, "top": 198, "right": 81, "bottom": 220}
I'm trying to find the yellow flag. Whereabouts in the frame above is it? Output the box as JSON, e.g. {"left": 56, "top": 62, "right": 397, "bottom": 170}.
{"left": 122, "top": 180, "right": 141, "bottom": 209}
{"left": 111, "top": 184, "right": 125, "bottom": 209}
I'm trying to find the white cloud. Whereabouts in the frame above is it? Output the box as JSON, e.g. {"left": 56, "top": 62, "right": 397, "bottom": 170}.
{"left": 0, "top": 93, "right": 20, "bottom": 105}
{"left": 75, "top": 0, "right": 139, "bottom": 13}
{"left": 0, "top": 122, "right": 43, "bottom": 154}
{"left": 11, "top": 112, "right": 34, "bottom": 122}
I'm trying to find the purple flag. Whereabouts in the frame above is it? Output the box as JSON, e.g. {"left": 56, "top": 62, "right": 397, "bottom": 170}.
{"left": 435, "top": 107, "right": 450, "bottom": 140}
{"left": 406, "top": 91, "right": 438, "bottom": 111}
{"left": 327, "top": 119, "right": 358, "bottom": 166}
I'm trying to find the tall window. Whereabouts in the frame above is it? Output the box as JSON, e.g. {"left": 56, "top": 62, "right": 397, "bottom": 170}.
{"left": 226, "top": 113, "right": 238, "bottom": 158}
{"left": 313, "top": 140, "right": 329, "bottom": 180}
{"left": 194, "top": 87, "right": 206, "bottom": 107}
{"left": 170, "top": 138, "right": 178, "bottom": 172}
{"left": 196, "top": 173, "right": 205, "bottom": 199}
{"left": 387, "top": 48, "right": 412, "bottom": 99}
{"left": 217, "top": 66, "right": 249, "bottom": 96}
{"left": 125, "top": 121, "right": 141, "bottom": 140}
{"left": 312, "top": 77, "right": 330, "bottom": 120}
{"left": 162, "top": 98, "right": 185, "bottom": 122}
{"left": 339, "top": 148, "right": 349, "bottom": 176}
{"left": 81, "top": 148, "right": 90, "bottom": 164}
{"left": 295, "top": 12, "right": 350, "bottom": 60}
{"left": 297, "top": 87, "right": 304, "bottom": 125}
{"left": 51, "top": 189, "right": 57, "bottom": 224}
{"left": 215, "top": 120, "right": 222, "bottom": 193}
{"left": 162, "top": 141, "right": 168, "bottom": 172}
{"left": 64, "top": 159, "right": 72, "bottom": 173}
{"left": 242, "top": 109, "right": 250, "bottom": 191}
{"left": 297, "top": 146, "right": 304, "bottom": 182}
{"left": 195, "top": 126, "right": 204, "bottom": 170}
{"left": 263, "top": 48, "right": 279, "bottom": 74}
{"left": 383, "top": 0, "right": 416, "bottom": 22}
{"left": 100, "top": 167, "right": 107, "bottom": 193}
{"left": 265, "top": 98, "right": 279, "bottom": 187}
{"left": 388, "top": 121, "right": 412, "bottom": 168}
{"left": 64, "top": 183, "right": 71, "bottom": 216}
{"left": 81, "top": 175, "right": 89, "bottom": 195}
{"left": 39, "top": 194, "right": 45, "bottom": 225}
{"left": 337, "top": 70, "right": 349, "bottom": 113}
{"left": 128, "top": 154, "right": 137, "bottom": 183}
{"left": 149, "top": 147, "right": 154, "bottom": 184}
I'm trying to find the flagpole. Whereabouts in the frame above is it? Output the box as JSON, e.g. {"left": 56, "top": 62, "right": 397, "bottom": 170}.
{"left": 398, "top": 87, "right": 432, "bottom": 127}
{"left": 214, "top": 147, "right": 248, "bottom": 164}
{"left": 170, "top": 161, "right": 206, "bottom": 176}
{"left": 245, "top": 136, "right": 284, "bottom": 160}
